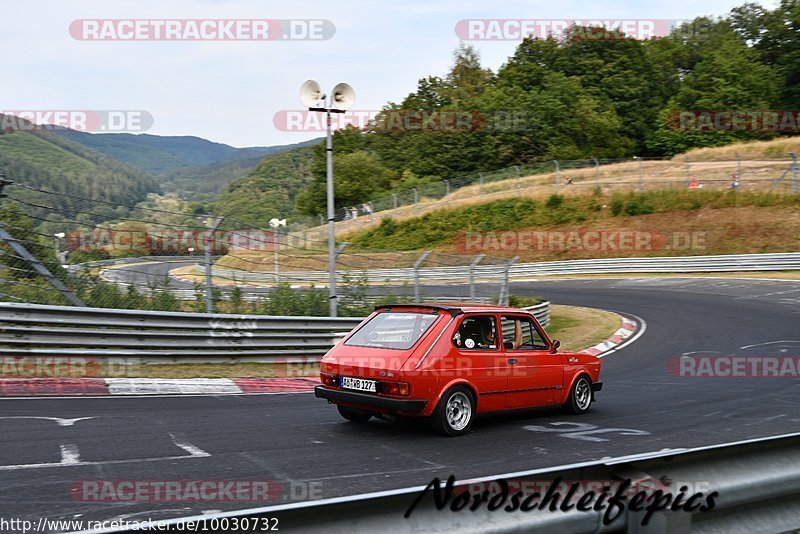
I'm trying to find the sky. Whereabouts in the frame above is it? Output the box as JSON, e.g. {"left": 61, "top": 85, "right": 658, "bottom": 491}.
{"left": 1, "top": 0, "right": 776, "bottom": 148}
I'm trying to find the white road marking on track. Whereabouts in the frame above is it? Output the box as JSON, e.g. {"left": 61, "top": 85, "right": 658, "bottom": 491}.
{"left": 740, "top": 340, "right": 800, "bottom": 349}
{"left": 0, "top": 453, "right": 209, "bottom": 471}
{"left": 169, "top": 433, "right": 211, "bottom": 458}
{"left": 60, "top": 444, "right": 80, "bottom": 465}
{"left": 0, "top": 416, "right": 94, "bottom": 426}
{"left": 598, "top": 313, "right": 647, "bottom": 358}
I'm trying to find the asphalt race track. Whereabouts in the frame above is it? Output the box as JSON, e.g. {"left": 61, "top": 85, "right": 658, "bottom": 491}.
{"left": 1, "top": 277, "right": 799, "bottom": 531}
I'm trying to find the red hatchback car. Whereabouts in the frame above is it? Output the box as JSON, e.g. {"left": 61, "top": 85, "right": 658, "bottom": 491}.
{"left": 315, "top": 304, "right": 603, "bottom": 436}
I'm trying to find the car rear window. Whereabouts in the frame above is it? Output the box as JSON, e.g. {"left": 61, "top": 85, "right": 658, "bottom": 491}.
{"left": 345, "top": 312, "right": 439, "bottom": 350}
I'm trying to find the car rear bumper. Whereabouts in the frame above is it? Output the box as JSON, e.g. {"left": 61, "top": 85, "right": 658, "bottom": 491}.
{"left": 314, "top": 386, "right": 428, "bottom": 412}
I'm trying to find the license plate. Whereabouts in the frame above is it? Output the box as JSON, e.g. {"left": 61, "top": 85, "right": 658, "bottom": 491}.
{"left": 340, "top": 376, "right": 376, "bottom": 393}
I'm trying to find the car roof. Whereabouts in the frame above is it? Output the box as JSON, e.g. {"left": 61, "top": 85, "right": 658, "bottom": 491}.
{"left": 373, "top": 303, "right": 531, "bottom": 316}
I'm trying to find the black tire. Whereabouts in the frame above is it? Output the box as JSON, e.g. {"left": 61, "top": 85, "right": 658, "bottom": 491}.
{"left": 431, "top": 386, "right": 475, "bottom": 437}
{"left": 337, "top": 405, "right": 373, "bottom": 423}
{"left": 564, "top": 375, "right": 593, "bottom": 415}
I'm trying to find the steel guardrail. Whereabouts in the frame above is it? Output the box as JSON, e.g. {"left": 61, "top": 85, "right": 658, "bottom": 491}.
{"left": 0, "top": 302, "right": 363, "bottom": 361}
{"left": 0, "top": 301, "right": 550, "bottom": 361}
{"left": 209, "top": 252, "right": 800, "bottom": 283}
{"left": 77, "top": 430, "right": 800, "bottom": 533}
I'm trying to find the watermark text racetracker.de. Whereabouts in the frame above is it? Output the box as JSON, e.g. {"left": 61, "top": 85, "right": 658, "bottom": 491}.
{"left": 0, "top": 357, "right": 100, "bottom": 378}
{"left": 69, "top": 479, "right": 322, "bottom": 503}
{"left": 457, "top": 229, "right": 707, "bottom": 254}
{"left": 1, "top": 110, "right": 153, "bottom": 133}
{"left": 273, "top": 109, "right": 533, "bottom": 133}
{"left": 667, "top": 355, "right": 800, "bottom": 378}
{"left": 0, "top": 517, "right": 279, "bottom": 533}
{"left": 67, "top": 228, "right": 278, "bottom": 254}
{"left": 69, "top": 19, "right": 334, "bottom": 40}
{"left": 668, "top": 110, "right": 800, "bottom": 133}
{"left": 455, "top": 19, "right": 685, "bottom": 40}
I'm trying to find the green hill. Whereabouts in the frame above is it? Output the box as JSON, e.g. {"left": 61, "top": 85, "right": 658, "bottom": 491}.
{"left": 213, "top": 144, "right": 318, "bottom": 227}
{"left": 61, "top": 131, "right": 321, "bottom": 200}
{"left": 0, "top": 116, "right": 160, "bottom": 231}
{"left": 59, "top": 131, "right": 275, "bottom": 174}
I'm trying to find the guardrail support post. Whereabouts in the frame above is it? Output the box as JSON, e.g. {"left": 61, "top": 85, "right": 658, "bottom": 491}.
{"left": 203, "top": 216, "right": 224, "bottom": 313}
{"left": 497, "top": 256, "right": 518, "bottom": 306}
{"left": 469, "top": 254, "right": 485, "bottom": 301}
{"left": 413, "top": 251, "right": 430, "bottom": 304}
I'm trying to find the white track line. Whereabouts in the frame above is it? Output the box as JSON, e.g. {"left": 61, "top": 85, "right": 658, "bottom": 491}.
{"left": 598, "top": 312, "right": 647, "bottom": 358}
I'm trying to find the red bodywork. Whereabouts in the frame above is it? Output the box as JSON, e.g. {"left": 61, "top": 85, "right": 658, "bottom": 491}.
{"left": 315, "top": 304, "right": 602, "bottom": 418}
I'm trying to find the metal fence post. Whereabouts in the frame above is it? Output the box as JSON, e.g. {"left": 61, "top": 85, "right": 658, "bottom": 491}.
{"left": 392, "top": 193, "right": 398, "bottom": 209}
{"left": 637, "top": 157, "right": 643, "bottom": 192}
{"left": 469, "top": 254, "right": 484, "bottom": 301}
{"left": 497, "top": 256, "right": 518, "bottom": 306}
{"left": 736, "top": 151, "right": 742, "bottom": 182}
{"left": 514, "top": 166, "right": 521, "bottom": 193}
{"left": 203, "top": 216, "right": 224, "bottom": 313}
{"left": 444, "top": 179, "right": 450, "bottom": 196}
{"left": 273, "top": 229, "right": 280, "bottom": 284}
{"left": 479, "top": 173, "right": 484, "bottom": 195}
{"left": 413, "top": 251, "right": 430, "bottom": 304}
{"left": 791, "top": 152, "right": 799, "bottom": 194}
{"left": 553, "top": 160, "right": 560, "bottom": 188}
{"left": 413, "top": 188, "right": 419, "bottom": 204}
{"left": 319, "top": 214, "right": 324, "bottom": 226}
{"left": 592, "top": 157, "right": 599, "bottom": 188}
{"left": 685, "top": 156, "right": 691, "bottom": 187}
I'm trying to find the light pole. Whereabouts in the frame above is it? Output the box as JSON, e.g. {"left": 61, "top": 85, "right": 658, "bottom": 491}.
{"left": 269, "top": 218, "right": 286, "bottom": 285}
{"left": 300, "top": 79, "right": 355, "bottom": 317}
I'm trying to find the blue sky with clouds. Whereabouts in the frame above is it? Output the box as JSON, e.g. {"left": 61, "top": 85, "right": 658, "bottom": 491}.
{"left": 1, "top": 0, "right": 776, "bottom": 147}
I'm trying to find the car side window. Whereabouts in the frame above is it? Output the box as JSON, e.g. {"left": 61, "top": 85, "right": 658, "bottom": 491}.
{"left": 453, "top": 315, "right": 498, "bottom": 351}
{"left": 501, "top": 316, "right": 548, "bottom": 350}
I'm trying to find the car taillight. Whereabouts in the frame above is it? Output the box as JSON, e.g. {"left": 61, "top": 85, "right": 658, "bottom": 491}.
{"left": 381, "top": 381, "right": 410, "bottom": 396}
{"left": 320, "top": 373, "right": 338, "bottom": 387}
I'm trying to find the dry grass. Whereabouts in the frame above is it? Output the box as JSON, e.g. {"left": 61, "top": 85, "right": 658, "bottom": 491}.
{"left": 284, "top": 137, "right": 800, "bottom": 240}
{"left": 215, "top": 205, "right": 800, "bottom": 274}
{"left": 102, "top": 362, "right": 318, "bottom": 379}
{"left": 546, "top": 305, "right": 622, "bottom": 353}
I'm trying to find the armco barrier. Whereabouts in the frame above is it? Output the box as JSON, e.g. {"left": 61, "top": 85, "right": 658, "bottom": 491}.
{"left": 210, "top": 252, "right": 800, "bottom": 284}
{"left": 0, "top": 301, "right": 549, "bottom": 362}
{"left": 79, "top": 431, "right": 800, "bottom": 534}
{"left": 0, "top": 303, "right": 363, "bottom": 362}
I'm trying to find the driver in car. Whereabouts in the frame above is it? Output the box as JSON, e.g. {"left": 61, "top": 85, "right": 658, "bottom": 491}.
{"left": 455, "top": 317, "right": 497, "bottom": 349}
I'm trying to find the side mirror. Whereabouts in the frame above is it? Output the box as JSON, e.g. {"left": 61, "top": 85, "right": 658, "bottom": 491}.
{"left": 550, "top": 340, "right": 561, "bottom": 354}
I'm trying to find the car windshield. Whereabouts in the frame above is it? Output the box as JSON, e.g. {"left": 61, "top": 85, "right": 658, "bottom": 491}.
{"left": 345, "top": 312, "right": 439, "bottom": 350}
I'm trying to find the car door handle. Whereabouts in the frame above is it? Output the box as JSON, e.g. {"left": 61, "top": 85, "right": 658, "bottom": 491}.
{"left": 507, "top": 358, "right": 518, "bottom": 365}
